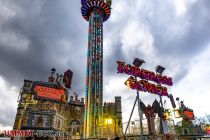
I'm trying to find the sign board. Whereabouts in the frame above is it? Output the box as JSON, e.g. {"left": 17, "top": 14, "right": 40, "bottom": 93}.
{"left": 33, "top": 84, "right": 66, "bottom": 102}
{"left": 125, "top": 76, "right": 168, "bottom": 96}
{"left": 117, "top": 61, "right": 173, "bottom": 96}
{"left": 117, "top": 61, "right": 173, "bottom": 86}
{"left": 183, "top": 110, "right": 194, "bottom": 120}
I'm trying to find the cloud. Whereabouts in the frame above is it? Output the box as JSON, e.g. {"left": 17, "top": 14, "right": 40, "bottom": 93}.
{"left": 0, "top": 77, "right": 18, "bottom": 129}
{"left": 0, "top": 0, "right": 88, "bottom": 93}
{"left": 171, "top": 44, "right": 210, "bottom": 117}
{"left": 105, "top": 0, "right": 210, "bottom": 83}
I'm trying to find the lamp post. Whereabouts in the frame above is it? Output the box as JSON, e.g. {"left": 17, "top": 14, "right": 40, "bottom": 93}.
{"left": 155, "top": 65, "right": 165, "bottom": 108}
{"left": 155, "top": 65, "right": 166, "bottom": 134}
{"left": 125, "top": 58, "right": 145, "bottom": 139}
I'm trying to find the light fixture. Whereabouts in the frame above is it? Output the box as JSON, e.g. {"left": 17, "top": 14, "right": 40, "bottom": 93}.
{"left": 133, "top": 58, "right": 145, "bottom": 67}
{"left": 104, "top": 118, "right": 113, "bottom": 125}
{"left": 155, "top": 65, "right": 165, "bottom": 74}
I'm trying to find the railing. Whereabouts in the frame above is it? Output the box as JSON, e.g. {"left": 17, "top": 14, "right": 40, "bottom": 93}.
{"left": 122, "top": 118, "right": 176, "bottom": 135}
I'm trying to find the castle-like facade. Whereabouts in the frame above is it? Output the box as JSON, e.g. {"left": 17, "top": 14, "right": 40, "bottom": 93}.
{"left": 13, "top": 72, "right": 122, "bottom": 140}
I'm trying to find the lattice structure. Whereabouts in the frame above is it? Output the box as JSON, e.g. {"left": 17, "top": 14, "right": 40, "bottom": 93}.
{"left": 81, "top": 0, "right": 111, "bottom": 138}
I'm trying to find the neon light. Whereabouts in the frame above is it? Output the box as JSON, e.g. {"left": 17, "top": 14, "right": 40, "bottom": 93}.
{"left": 34, "top": 85, "right": 65, "bottom": 101}
{"left": 125, "top": 76, "right": 169, "bottom": 96}
{"left": 184, "top": 110, "right": 194, "bottom": 120}
{"left": 117, "top": 61, "right": 173, "bottom": 86}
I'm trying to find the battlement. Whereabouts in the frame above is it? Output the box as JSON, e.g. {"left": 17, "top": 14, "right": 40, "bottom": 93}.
{"left": 69, "top": 95, "right": 84, "bottom": 105}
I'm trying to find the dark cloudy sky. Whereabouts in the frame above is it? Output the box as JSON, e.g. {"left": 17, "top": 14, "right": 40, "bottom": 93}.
{"left": 0, "top": 0, "right": 210, "bottom": 129}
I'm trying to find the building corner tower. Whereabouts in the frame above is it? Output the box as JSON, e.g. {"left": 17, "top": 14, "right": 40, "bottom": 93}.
{"left": 81, "top": 0, "right": 112, "bottom": 138}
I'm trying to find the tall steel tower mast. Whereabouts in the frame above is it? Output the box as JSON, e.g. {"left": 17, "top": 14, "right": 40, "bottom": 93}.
{"left": 81, "top": 0, "right": 111, "bottom": 138}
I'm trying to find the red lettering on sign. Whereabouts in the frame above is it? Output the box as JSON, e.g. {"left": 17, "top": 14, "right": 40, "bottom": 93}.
{"left": 124, "top": 64, "right": 133, "bottom": 75}
{"left": 117, "top": 61, "right": 173, "bottom": 86}
{"left": 116, "top": 61, "right": 125, "bottom": 73}
{"left": 34, "top": 85, "right": 65, "bottom": 101}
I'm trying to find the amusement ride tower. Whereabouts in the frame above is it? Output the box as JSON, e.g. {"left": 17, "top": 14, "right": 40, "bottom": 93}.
{"left": 81, "top": 0, "right": 112, "bottom": 138}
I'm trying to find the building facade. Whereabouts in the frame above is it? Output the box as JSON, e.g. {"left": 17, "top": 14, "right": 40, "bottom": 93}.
{"left": 13, "top": 78, "right": 122, "bottom": 139}
{"left": 13, "top": 78, "right": 85, "bottom": 140}
{"left": 103, "top": 97, "right": 123, "bottom": 138}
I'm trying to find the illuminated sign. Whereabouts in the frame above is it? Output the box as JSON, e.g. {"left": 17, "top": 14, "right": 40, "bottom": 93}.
{"left": 117, "top": 61, "right": 173, "bottom": 86}
{"left": 183, "top": 110, "right": 194, "bottom": 120}
{"left": 34, "top": 85, "right": 65, "bottom": 102}
{"left": 125, "top": 76, "right": 168, "bottom": 96}
{"left": 117, "top": 61, "right": 173, "bottom": 96}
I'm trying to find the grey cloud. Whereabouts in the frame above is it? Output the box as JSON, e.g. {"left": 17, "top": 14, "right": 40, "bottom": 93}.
{"left": 146, "top": 0, "right": 210, "bottom": 82}
{"left": 150, "top": 0, "right": 210, "bottom": 56}
{"left": 0, "top": 103, "right": 17, "bottom": 127}
{"left": 103, "top": 0, "right": 210, "bottom": 84}
{"left": 0, "top": 0, "right": 87, "bottom": 91}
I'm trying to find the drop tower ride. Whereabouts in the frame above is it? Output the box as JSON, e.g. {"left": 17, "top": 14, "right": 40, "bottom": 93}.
{"left": 81, "top": 0, "right": 112, "bottom": 138}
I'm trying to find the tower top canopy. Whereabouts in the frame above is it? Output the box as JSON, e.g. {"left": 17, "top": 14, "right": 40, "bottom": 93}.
{"left": 81, "top": 0, "right": 111, "bottom": 22}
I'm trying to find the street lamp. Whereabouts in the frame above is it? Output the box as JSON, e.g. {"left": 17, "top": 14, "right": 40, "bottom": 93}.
{"left": 125, "top": 58, "right": 145, "bottom": 139}
{"left": 155, "top": 65, "right": 166, "bottom": 134}
{"left": 155, "top": 65, "right": 166, "bottom": 108}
